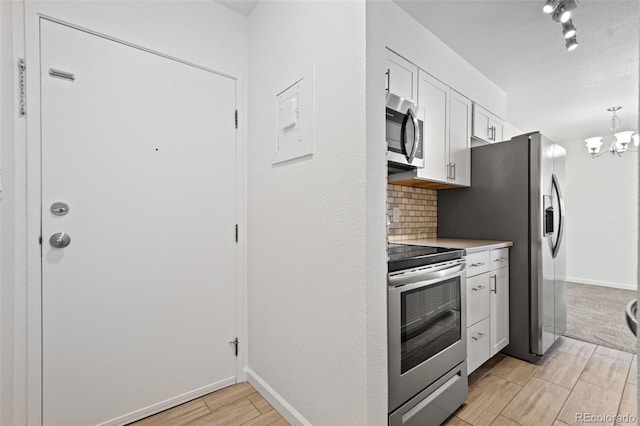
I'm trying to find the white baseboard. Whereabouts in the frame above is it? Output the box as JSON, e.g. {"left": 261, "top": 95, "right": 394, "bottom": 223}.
{"left": 246, "top": 368, "right": 311, "bottom": 426}
{"left": 98, "top": 376, "right": 236, "bottom": 426}
{"left": 567, "top": 277, "right": 637, "bottom": 292}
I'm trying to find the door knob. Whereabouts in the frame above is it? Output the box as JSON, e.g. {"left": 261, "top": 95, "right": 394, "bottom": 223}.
{"left": 49, "top": 232, "right": 71, "bottom": 248}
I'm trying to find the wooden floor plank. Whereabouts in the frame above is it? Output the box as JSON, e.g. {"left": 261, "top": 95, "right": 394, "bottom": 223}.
{"left": 489, "top": 356, "right": 540, "bottom": 386}
{"left": 501, "top": 377, "right": 570, "bottom": 426}
{"left": 246, "top": 392, "right": 273, "bottom": 415}
{"left": 557, "top": 380, "right": 622, "bottom": 426}
{"left": 203, "top": 383, "right": 256, "bottom": 412}
{"left": 580, "top": 353, "right": 631, "bottom": 393}
{"left": 556, "top": 337, "right": 597, "bottom": 360}
{"left": 183, "top": 399, "right": 260, "bottom": 426}
{"left": 534, "top": 351, "right": 589, "bottom": 390}
{"left": 616, "top": 382, "right": 637, "bottom": 425}
{"left": 240, "top": 409, "right": 289, "bottom": 426}
{"left": 130, "top": 399, "right": 211, "bottom": 426}
{"left": 455, "top": 374, "right": 521, "bottom": 426}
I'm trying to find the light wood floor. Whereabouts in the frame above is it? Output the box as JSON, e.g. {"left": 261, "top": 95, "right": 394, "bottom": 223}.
{"left": 129, "top": 336, "right": 636, "bottom": 426}
{"left": 446, "top": 336, "right": 638, "bottom": 426}
{"left": 129, "top": 382, "right": 289, "bottom": 426}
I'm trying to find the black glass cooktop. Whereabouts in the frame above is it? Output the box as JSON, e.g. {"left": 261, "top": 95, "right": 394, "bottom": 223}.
{"left": 388, "top": 243, "right": 464, "bottom": 273}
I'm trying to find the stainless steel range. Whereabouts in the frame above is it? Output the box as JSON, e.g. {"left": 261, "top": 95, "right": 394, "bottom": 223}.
{"left": 388, "top": 244, "right": 468, "bottom": 426}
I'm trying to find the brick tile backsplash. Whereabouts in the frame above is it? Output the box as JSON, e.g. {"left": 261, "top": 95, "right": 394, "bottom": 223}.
{"left": 387, "top": 184, "right": 437, "bottom": 241}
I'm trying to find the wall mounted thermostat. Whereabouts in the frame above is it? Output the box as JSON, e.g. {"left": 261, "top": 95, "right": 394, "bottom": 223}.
{"left": 273, "top": 62, "right": 314, "bottom": 165}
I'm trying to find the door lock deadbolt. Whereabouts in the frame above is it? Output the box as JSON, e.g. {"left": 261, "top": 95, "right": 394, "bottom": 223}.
{"left": 51, "top": 202, "right": 70, "bottom": 216}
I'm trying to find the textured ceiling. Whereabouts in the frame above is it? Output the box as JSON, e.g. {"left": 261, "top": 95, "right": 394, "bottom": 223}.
{"left": 394, "top": 0, "right": 639, "bottom": 144}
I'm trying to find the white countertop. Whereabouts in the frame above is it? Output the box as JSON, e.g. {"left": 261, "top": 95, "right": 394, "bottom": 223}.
{"left": 396, "top": 238, "right": 513, "bottom": 254}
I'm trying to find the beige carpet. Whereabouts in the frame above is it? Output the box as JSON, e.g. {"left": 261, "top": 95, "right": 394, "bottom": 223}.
{"left": 564, "top": 282, "right": 637, "bottom": 354}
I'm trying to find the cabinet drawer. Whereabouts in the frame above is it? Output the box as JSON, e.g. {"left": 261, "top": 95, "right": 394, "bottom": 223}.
{"left": 467, "top": 317, "right": 491, "bottom": 374}
{"left": 490, "top": 248, "right": 509, "bottom": 270}
{"left": 466, "top": 273, "right": 490, "bottom": 327}
{"left": 466, "top": 251, "right": 490, "bottom": 277}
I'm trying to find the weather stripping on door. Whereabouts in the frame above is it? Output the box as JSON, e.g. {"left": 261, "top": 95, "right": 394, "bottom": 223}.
{"left": 49, "top": 68, "right": 75, "bottom": 82}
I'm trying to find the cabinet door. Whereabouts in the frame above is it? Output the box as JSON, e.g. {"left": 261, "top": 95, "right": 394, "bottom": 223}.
{"left": 386, "top": 49, "right": 418, "bottom": 103}
{"left": 416, "top": 70, "right": 449, "bottom": 183}
{"left": 492, "top": 116, "right": 505, "bottom": 143}
{"left": 472, "top": 103, "right": 492, "bottom": 143}
{"left": 467, "top": 273, "right": 490, "bottom": 327}
{"left": 490, "top": 266, "right": 510, "bottom": 356}
{"left": 449, "top": 90, "right": 472, "bottom": 186}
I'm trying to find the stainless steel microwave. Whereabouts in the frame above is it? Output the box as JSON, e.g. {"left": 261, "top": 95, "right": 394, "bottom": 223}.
{"left": 386, "top": 93, "right": 425, "bottom": 169}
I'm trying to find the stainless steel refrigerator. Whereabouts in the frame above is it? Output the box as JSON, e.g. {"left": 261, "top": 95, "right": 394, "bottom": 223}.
{"left": 438, "top": 132, "right": 566, "bottom": 362}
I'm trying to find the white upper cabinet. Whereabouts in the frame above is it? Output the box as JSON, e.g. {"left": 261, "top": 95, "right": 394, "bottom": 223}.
{"left": 449, "top": 90, "right": 472, "bottom": 186}
{"left": 386, "top": 49, "right": 418, "bottom": 103}
{"left": 472, "top": 103, "right": 505, "bottom": 144}
{"left": 417, "top": 70, "right": 449, "bottom": 183}
{"left": 416, "top": 71, "right": 471, "bottom": 187}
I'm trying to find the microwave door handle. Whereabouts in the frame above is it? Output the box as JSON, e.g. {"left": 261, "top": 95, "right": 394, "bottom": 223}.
{"left": 406, "top": 107, "right": 419, "bottom": 163}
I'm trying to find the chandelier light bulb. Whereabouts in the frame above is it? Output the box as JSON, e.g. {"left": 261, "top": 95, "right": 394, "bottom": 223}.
{"left": 560, "top": 10, "right": 571, "bottom": 23}
{"left": 565, "top": 37, "right": 578, "bottom": 51}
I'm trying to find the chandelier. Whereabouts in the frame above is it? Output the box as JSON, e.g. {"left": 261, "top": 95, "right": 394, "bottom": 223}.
{"left": 584, "top": 106, "right": 639, "bottom": 158}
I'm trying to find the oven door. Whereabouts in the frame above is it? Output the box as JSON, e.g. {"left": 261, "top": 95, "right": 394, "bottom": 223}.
{"left": 388, "top": 262, "right": 467, "bottom": 412}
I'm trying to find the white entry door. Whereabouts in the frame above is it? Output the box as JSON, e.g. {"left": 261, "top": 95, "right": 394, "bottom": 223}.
{"left": 40, "top": 19, "right": 238, "bottom": 426}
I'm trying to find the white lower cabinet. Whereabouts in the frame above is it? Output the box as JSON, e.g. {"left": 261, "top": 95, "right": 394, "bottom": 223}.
{"left": 467, "top": 317, "right": 491, "bottom": 374}
{"left": 466, "top": 247, "right": 509, "bottom": 373}
{"left": 490, "top": 264, "right": 510, "bottom": 356}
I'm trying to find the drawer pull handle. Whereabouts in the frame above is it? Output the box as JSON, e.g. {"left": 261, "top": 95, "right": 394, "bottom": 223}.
{"left": 471, "top": 285, "right": 486, "bottom": 292}
{"left": 472, "top": 332, "right": 486, "bottom": 341}
{"left": 494, "top": 257, "right": 507, "bottom": 262}
{"left": 470, "top": 262, "right": 486, "bottom": 267}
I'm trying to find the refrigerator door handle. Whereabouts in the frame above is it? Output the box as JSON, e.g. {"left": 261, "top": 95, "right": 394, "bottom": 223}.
{"left": 551, "top": 173, "right": 565, "bottom": 259}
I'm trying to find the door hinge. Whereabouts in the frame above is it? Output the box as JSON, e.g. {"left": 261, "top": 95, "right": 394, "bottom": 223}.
{"left": 234, "top": 110, "right": 238, "bottom": 129}
{"left": 18, "top": 59, "right": 26, "bottom": 116}
{"left": 235, "top": 224, "right": 238, "bottom": 242}
{"left": 229, "top": 337, "right": 239, "bottom": 356}
{"left": 38, "top": 236, "right": 42, "bottom": 245}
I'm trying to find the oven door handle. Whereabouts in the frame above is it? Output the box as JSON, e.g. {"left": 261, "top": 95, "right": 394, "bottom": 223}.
{"left": 388, "top": 263, "right": 465, "bottom": 289}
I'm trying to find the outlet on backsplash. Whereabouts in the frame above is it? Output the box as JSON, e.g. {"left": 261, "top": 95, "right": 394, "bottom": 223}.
{"left": 387, "top": 184, "right": 437, "bottom": 242}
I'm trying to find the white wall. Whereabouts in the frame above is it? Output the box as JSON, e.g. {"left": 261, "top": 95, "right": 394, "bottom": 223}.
{"left": 564, "top": 140, "right": 638, "bottom": 290}
{"left": 371, "top": 1, "right": 506, "bottom": 119}
{"left": 0, "top": 2, "right": 18, "bottom": 424}
{"left": 246, "top": 2, "right": 373, "bottom": 425}
{"left": 3, "top": 2, "right": 248, "bottom": 423}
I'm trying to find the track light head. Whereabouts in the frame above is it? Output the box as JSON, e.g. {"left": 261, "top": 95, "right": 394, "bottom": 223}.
{"left": 551, "top": 0, "right": 579, "bottom": 22}
{"left": 562, "top": 20, "right": 576, "bottom": 39}
{"left": 565, "top": 36, "right": 578, "bottom": 51}
{"left": 543, "top": 0, "right": 558, "bottom": 13}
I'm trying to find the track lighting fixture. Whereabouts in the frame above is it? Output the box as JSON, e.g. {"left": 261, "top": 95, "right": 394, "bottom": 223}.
{"left": 544, "top": 0, "right": 580, "bottom": 51}
{"left": 543, "top": 0, "right": 558, "bottom": 13}
{"left": 565, "top": 36, "right": 578, "bottom": 51}
{"left": 552, "top": 5, "right": 572, "bottom": 23}
{"left": 562, "top": 20, "right": 576, "bottom": 39}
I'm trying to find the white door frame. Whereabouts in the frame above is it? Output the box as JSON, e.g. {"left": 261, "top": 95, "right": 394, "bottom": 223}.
{"left": 20, "top": 11, "right": 247, "bottom": 425}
